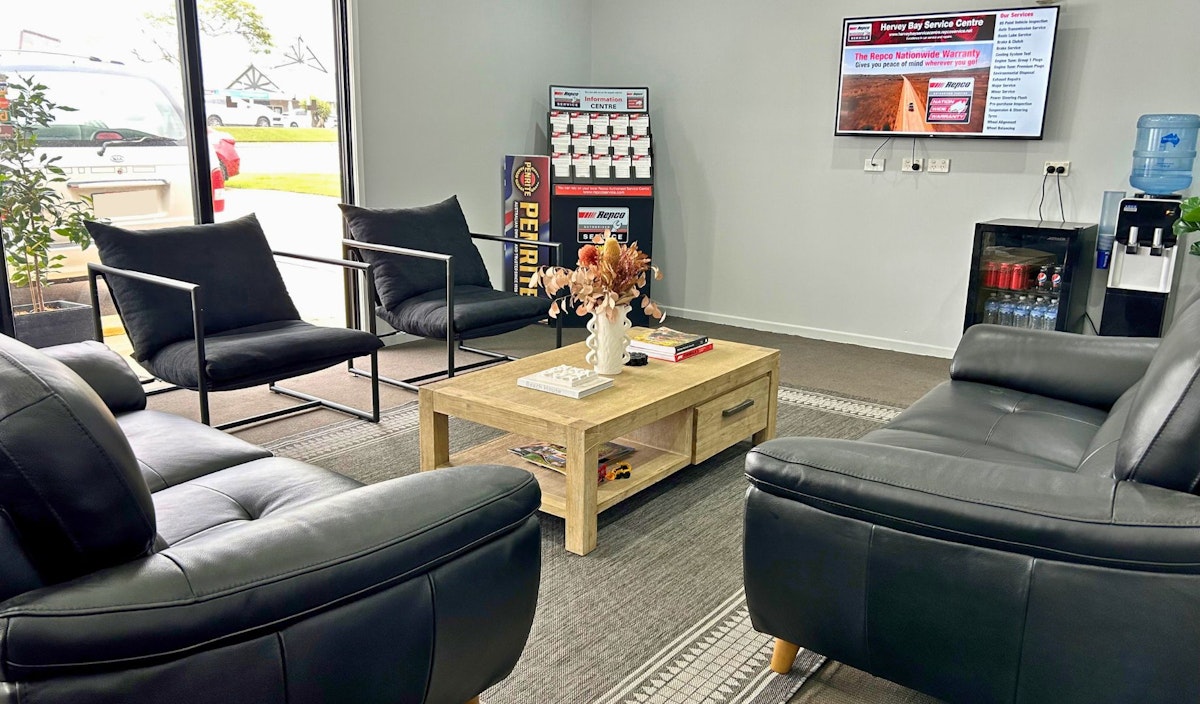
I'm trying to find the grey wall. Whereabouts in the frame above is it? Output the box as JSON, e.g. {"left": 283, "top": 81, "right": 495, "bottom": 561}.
{"left": 352, "top": 0, "right": 1200, "bottom": 357}
{"left": 349, "top": 0, "right": 591, "bottom": 285}
{"left": 590, "top": 0, "right": 1200, "bottom": 356}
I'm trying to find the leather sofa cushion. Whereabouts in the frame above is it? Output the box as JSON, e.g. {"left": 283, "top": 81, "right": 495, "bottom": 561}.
{"left": 863, "top": 381, "right": 1106, "bottom": 470}
{"left": 340, "top": 197, "right": 493, "bottom": 307}
{"left": 40, "top": 341, "right": 147, "bottom": 414}
{"left": 377, "top": 285, "right": 551, "bottom": 340}
{"left": 118, "top": 410, "right": 273, "bottom": 492}
{"left": 152, "top": 457, "right": 362, "bottom": 546}
{"left": 87, "top": 214, "right": 301, "bottom": 361}
{"left": 1117, "top": 297, "right": 1200, "bottom": 492}
{"left": 142, "top": 320, "right": 383, "bottom": 390}
{"left": 0, "top": 335, "right": 156, "bottom": 583}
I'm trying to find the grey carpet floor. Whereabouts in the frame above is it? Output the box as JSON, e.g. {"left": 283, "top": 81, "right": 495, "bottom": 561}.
{"left": 265, "top": 387, "right": 942, "bottom": 704}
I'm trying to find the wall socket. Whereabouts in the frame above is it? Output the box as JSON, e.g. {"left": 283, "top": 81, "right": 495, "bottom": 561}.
{"left": 902, "top": 158, "right": 924, "bottom": 172}
{"left": 927, "top": 158, "right": 950, "bottom": 173}
{"left": 1044, "top": 160, "right": 1071, "bottom": 176}
{"left": 863, "top": 158, "right": 885, "bottom": 172}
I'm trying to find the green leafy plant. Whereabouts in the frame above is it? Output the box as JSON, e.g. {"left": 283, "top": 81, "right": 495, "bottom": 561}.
{"left": 0, "top": 75, "right": 95, "bottom": 313}
{"left": 1176, "top": 197, "right": 1200, "bottom": 256}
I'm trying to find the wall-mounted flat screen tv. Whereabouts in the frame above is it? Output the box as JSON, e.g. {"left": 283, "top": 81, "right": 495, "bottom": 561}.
{"left": 835, "top": 6, "right": 1060, "bottom": 139}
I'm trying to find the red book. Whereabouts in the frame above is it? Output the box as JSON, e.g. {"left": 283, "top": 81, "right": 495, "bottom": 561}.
{"left": 642, "top": 342, "right": 713, "bottom": 362}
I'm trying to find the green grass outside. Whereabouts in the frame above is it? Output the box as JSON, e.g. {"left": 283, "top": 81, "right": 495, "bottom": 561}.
{"left": 221, "top": 126, "right": 337, "bottom": 143}
{"left": 225, "top": 173, "right": 341, "bottom": 198}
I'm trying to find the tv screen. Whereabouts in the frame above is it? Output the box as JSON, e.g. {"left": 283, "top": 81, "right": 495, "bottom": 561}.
{"left": 835, "top": 6, "right": 1060, "bottom": 139}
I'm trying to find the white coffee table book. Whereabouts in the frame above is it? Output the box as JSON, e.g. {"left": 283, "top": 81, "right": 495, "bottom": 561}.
{"left": 517, "top": 365, "right": 614, "bottom": 399}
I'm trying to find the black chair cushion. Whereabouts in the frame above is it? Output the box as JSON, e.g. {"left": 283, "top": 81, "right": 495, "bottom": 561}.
{"left": 376, "top": 285, "right": 551, "bottom": 341}
{"left": 86, "top": 214, "right": 300, "bottom": 361}
{"left": 142, "top": 320, "right": 383, "bottom": 390}
{"left": 118, "top": 410, "right": 273, "bottom": 492}
{"left": 339, "top": 197, "right": 492, "bottom": 308}
{"left": 1118, "top": 295, "right": 1200, "bottom": 492}
{"left": 0, "top": 335, "right": 156, "bottom": 584}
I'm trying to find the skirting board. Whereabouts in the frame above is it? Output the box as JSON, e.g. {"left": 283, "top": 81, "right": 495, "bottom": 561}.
{"left": 659, "top": 305, "right": 956, "bottom": 359}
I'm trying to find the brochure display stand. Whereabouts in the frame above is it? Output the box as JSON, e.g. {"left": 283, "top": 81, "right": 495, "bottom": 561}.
{"left": 547, "top": 85, "right": 656, "bottom": 327}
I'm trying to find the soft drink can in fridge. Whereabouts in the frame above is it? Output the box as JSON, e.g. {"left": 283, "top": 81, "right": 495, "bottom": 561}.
{"left": 998, "top": 262, "right": 1013, "bottom": 289}
{"left": 984, "top": 261, "right": 1000, "bottom": 287}
{"left": 1010, "top": 264, "right": 1027, "bottom": 290}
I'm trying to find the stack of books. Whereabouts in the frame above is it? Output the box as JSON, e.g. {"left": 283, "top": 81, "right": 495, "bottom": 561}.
{"left": 517, "top": 365, "right": 614, "bottom": 398}
{"left": 628, "top": 327, "right": 712, "bottom": 362}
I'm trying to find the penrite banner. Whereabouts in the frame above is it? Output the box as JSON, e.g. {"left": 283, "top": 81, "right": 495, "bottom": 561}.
{"left": 502, "top": 155, "right": 552, "bottom": 297}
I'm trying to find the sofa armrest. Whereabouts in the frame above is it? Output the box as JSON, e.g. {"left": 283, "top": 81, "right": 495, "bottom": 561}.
{"left": 0, "top": 465, "right": 540, "bottom": 679}
{"left": 746, "top": 437, "right": 1200, "bottom": 572}
{"left": 39, "top": 340, "right": 147, "bottom": 414}
{"left": 950, "top": 325, "right": 1158, "bottom": 409}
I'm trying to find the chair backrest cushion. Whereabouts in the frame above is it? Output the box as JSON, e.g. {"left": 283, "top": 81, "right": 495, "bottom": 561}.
{"left": 339, "top": 196, "right": 492, "bottom": 309}
{"left": 0, "top": 335, "right": 156, "bottom": 584}
{"left": 86, "top": 214, "right": 300, "bottom": 361}
{"left": 1117, "top": 295, "right": 1200, "bottom": 492}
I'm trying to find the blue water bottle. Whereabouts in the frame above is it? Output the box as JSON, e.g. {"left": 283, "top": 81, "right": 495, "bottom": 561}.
{"left": 1130, "top": 114, "right": 1200, "bottom": 194}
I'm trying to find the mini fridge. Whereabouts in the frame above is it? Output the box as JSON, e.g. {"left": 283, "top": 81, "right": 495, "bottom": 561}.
{"left": 963, "top": 219, "right": 1098, "bottom": 333}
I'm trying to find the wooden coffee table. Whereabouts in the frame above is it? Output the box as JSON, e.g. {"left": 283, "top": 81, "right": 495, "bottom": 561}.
{"left": 418, "top": 333, "right": 780, "bottom": 555}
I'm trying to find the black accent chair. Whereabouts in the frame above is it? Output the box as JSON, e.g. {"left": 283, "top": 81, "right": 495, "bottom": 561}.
{"left": 0, "top": 335, "right": 541, "bottom": 703}
{"left": 745, "top": 294, "right": 1200, "bottom": 704}
{"left": 339, "top": 196, "right": 562, "bottom": 392}
{"left": 85, "top": 214, "right": 383, "bottom": 430}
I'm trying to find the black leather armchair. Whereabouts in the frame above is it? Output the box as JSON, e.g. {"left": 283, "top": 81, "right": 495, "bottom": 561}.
{"left": 0, "top": 335, "right": 540, "bottom": 704}
{"left": 745, "top": 296, "right": 1200, "bottom": 704}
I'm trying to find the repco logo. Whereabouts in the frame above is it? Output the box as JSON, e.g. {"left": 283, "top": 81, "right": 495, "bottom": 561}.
{"left": 578, "top": 211, "right": 623, "bottom": 219}
{"left": 513, "top": 160, "right": 541, "bottom": 197}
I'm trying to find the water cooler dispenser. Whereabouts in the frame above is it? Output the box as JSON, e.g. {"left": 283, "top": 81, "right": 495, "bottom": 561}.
{"left": 1098, "top": 197, "right": 1183, "bottom": 336}
{"left": 1098, "top": 114, "right": 1199, "bottom": 337}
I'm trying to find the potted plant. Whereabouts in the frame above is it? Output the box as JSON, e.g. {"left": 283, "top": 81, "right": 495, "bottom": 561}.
{"left": 0, "top": 74, "right": 98, "bottom": 348}
{"left": 1179, "top": 197, "right": 1200, "bottom": 251}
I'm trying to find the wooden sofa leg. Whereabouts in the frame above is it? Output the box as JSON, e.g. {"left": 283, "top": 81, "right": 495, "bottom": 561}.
{"left": 465, "top": 697, "right": 480, "bottom": 704}
{"left": 770, "top": 638, "right": 801, "bottom": 674}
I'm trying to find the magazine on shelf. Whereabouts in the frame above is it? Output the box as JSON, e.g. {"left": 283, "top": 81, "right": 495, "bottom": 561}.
{"left": 508, "top": 441, "right": 636, "bottom": 483}
{"left": 629, "top": 327, "right": 709, "bottom": 353}
{"left": 641, "top": 342, "right": 714, "bottom": 362}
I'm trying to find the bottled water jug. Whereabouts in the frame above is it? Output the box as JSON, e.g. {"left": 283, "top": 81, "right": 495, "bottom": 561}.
{"left": 1129, "top": 114, "right": 1200, "bottom": 194}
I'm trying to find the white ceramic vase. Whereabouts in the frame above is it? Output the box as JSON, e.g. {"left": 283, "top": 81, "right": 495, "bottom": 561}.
{"left": 585, "top": 305, "right": 632, "bottom": 375}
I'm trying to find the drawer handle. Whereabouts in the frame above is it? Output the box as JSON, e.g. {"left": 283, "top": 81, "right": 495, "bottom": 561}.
{"left": 722, "top": 399, "right": 755, "bottom": 418}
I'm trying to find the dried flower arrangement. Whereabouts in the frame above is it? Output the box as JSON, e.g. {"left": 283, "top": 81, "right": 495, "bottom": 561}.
{"left": 529, "top": 233, "right": 664, "bottom": 322}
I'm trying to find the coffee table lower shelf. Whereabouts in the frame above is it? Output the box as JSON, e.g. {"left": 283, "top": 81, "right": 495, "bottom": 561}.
{"left": 448, "top": 434, "right": 692, "bottom": 517}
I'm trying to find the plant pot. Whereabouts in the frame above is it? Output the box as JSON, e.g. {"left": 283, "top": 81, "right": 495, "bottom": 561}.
{"left": 12, "top": 301, "right": 96, "bottom": 349}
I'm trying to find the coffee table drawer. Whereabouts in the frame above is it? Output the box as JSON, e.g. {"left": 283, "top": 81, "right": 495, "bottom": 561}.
{"left": 693, "top": 375, "right": 770, "bottom": 463}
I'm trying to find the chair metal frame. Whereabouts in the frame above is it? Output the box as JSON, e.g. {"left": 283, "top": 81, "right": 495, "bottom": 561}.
{"left": 342, "top": 234, "right": 564, "bottom": 392}
{"left": 87, "top": 251, "right": 381, "bottom": 431}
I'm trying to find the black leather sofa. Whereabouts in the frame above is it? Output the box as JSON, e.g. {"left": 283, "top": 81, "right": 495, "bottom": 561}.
{"left": 745, "top": 295, "right": 1200, "bottom": 704}
{"left": 0, "top": 335, "right": 540, "bottom": 704}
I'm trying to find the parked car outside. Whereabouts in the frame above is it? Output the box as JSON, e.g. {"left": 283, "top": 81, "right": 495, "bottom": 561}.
{"left": 282, "top": 108, "right": 312, "bottom": 128}
{"left": 208, "top": 127, "right": 240, "bottom": 179}
{"left": 204, "top": 95, "right": 282, "bottom": 127}
{"left": 0, "top": 50, "right": 226, "bottom": 281}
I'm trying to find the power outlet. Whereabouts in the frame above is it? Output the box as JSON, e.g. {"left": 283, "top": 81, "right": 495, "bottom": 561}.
{"left": 902, "top": 158, "right": 924, "bottom": 173}
{"left": 927, "top": 158, "right": 950, "bottom": 173}
{"left": 1044, "top": 160, "right": 1071, "bottom": 176}
{"left": 863, "top": 158, "right": 885, "bottom": 172}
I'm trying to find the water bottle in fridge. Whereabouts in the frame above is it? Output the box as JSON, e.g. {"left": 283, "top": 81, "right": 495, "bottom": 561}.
{"left": 999, "top": 295, "right": 1015, "bottom": 327}
{"left": 984, "top": 294, "right": 1000, "bottom": 324}
{"left": 1031, "top": 297, "right": 1047, "bottom": 330}
{"left": 1014, "top": 295, "right": 1031, "bottom": 329}
{"left": 1043, "top": 299, "right": 1059, "bottom": 330}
